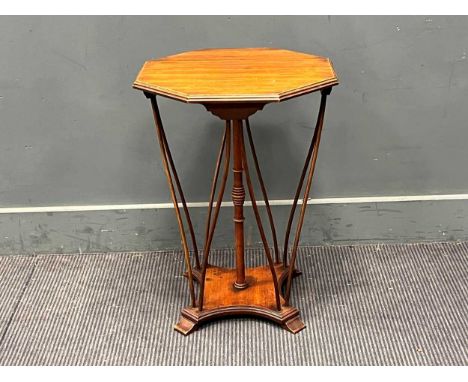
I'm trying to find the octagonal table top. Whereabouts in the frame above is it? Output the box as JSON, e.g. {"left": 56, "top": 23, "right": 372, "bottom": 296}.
{"left": 133, "top": 48, "right": 338, "bottom": 104}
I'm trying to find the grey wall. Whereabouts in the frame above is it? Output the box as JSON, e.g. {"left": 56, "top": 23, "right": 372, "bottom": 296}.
{"left": 1, "top": 16, "right": 468, "bottom": 254}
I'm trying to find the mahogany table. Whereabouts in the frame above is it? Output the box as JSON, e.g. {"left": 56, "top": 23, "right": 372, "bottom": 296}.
{"left": 133, "top": 48, "right": 338, "bottom": 335}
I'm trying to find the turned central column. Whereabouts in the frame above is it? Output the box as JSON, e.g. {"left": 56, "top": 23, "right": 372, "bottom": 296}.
{"left": 232, "top": 119, "right": 248, "bottom": 289}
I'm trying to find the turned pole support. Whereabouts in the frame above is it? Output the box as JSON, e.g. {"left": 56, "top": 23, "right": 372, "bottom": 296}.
{"left": 232, "top": 119, "right": 248, "bottom": 289}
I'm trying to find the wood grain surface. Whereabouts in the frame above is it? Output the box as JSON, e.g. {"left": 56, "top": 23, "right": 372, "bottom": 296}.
{"left": 202, "top": 264, "right": 286, "bottom": 310}
{"left": 133, "top": 48, "right": 338, "bottom": 103}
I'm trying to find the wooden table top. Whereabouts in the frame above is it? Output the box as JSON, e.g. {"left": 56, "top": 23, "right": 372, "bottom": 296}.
{"left": 133, "top": 48, "right": 338, "bottom": 104}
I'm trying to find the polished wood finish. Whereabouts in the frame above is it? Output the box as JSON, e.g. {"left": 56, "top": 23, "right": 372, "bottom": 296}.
{"left": 155, "top": 104, "right": 200, "bottom": 270}
{"left": 135, "top": 48, "right": 338, "bottom": 335}
{"left": 245, "top": 118, "right": 280, "bottom": 263}
{"left": 175, "top": 264, "right": 304, "bottom": 335}
{"left": 203, "top": 123, "right": 227, "bottom": 261}
{"left": 204, "top": 103, "right": 265, "bottom": 120}
{"left": 148, "top": 94, "right": 197, "bottom": 307}
{"left": 241, "top": 122, "right": 281, "bottom": 310}
{"left": 198, "top": 123, "right": 231, "bottom": 310}
{"left": 284, "top": 88, "right": 330, "bottom": 305}
{"left": 134, "top": 48, "right": 338, "bottom": 104}
{"left": 232, "top": 120, "right": 247, "bottom": 289}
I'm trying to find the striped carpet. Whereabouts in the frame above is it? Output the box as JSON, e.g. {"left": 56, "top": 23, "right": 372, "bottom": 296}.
{"left": 0, "top": 242, "right": 466, "bottom": 365}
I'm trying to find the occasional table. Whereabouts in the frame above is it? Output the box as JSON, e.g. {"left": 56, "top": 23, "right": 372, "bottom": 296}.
{"left": 133, "top": 48, "right": 338, "bottom": 335}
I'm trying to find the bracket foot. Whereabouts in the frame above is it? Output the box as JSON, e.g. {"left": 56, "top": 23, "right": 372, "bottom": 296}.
{"left": 174, "top": 316, "right": 198, "bottom": 335}
{"left": 283, "top": 315, "right": 306, "bottom": 334}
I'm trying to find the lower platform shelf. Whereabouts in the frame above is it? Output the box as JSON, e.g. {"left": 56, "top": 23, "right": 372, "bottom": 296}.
{"left": 175, "top": 263, "right": 305, "bottom": 335}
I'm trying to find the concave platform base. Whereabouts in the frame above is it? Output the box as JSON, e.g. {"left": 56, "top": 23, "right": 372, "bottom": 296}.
{"left": 175, "top": 264, "right": 305, "bottom": 335}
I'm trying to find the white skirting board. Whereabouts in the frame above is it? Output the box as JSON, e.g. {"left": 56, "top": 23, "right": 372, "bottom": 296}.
{"left": 1, "top": 193, "right": 468, "bottom": 214}
{"left": 0, "top": 198, "right": 467, "bottom": 254}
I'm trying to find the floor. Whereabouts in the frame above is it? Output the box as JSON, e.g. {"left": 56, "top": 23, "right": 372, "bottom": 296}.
{"left": 0, "top": 242, "right": 466, "bottom": 366}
